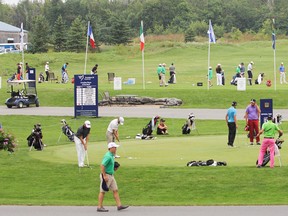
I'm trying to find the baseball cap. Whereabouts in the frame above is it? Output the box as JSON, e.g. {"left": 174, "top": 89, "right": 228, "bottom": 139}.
{"left": 84, "top": 120, "right": 91, "bottom": 128}
{"left": 46, "top": 62, "right": 49, "bottom": 64}
{"left": 250, "top": 99, "right": 256, "bottom": 103}
{"left": 119, "top": 117, "right": 124, "bottom": 125}
{"left": 108, "top": 142, "right": 120, "bottom": 149}
{"left": 232, "top": 101, "right": 237, "bottom": 106}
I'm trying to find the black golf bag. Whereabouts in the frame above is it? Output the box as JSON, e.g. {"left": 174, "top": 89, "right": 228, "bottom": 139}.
{"left": 182, "top": 113, "right": 195, "bottom": 134}
{"left": 256, "top": 137, "right": 284, "bottom": 167}
{"left": 142, "top": 120, "right": 153, "bottom": 136}
{"left": 27, "top": 124, "right": 44, "bottom": 150}
{"left": 182, "top": 123, "right": 191, "bottom": 134}
{"left": 61, "top": 119, "right": 74, "bottom": 142}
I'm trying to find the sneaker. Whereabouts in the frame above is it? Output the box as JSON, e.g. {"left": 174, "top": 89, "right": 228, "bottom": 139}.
{"left": 117, "top": 205, "right": 129, "bottom": 211}
{"left": 114, "top": 155, "right": 121, "bottom": 158}
{"left": 257, "top": 142, "right": 261, "bottom": 145}
{"left": 250, "top": 142, "right": 253, "bottom": 145}
{"left": 97, "top": 207, "right": 109, "bottom": 212}
{"left": 256, "top": 165, "right": 262, "bottom": 168}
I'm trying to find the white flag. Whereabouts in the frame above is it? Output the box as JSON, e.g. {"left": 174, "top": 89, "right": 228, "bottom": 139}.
{"left": 20, "top": 23, "right": 24, "bottom": 51}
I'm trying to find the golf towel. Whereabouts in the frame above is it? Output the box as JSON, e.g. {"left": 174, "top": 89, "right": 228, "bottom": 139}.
{"left": 101, "top": 174, "right": 109, "bottom": 192}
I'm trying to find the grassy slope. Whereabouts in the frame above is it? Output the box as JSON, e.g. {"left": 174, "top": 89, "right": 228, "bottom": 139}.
{"left": 1, "top": 40, "right": 288, "bottom": 108}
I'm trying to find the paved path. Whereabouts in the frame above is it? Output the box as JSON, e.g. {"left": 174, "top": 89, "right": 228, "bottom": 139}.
{"left": 1, "top": 205, "right": 288, "bottom": 216}
{"left": 1, "top": 105, "right": 287, "bottom": 120}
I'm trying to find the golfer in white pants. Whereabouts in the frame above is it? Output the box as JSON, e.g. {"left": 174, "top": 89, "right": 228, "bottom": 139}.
{"left": 74, "top": 120, "right": 91, "bottom": 167}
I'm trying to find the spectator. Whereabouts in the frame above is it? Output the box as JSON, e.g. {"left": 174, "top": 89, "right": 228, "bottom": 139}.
{"left": 157, "top": 64, "right": 162, "bottom": 86}
{"left": 208, "top": 66, "right": 213, "bottom": 87}
{"left": 74, "top": 120, "right": 91, "bottom": 168}
{"left": 160, "top": 63, "right": 168, "bottom": 87}
{"left": 16, "top": 63, "right": 21, "bottom": 80}
{"left": 61, "top": 62, "right": 69, "bottom": 83}
{"left": 97, "top": 142, "right": 129, "bottom": 212}
{"left": 215, "top": 64, "right": 222, "bottom": 85}
{"left": 157, "top": 119, "right": 168, "bottom": 135}
{"left": 279, "top": 62, "right": 287, "bottom": 84}
{"left": 25, "top": 62, "right": 30, "bottom": 79}
{"left": 45, "top": 62, "right": 49, "bottom": 81}
{"left": 247, "top": 61, "right": 254, "bottom": 85}
{"left": 168, "top": 63, "right": 176, "bottom": 84}
{"left": 244, "top": 99, "right": 261, "bottom": 145}
{"left": 256, "top": 115, "right": 283, "bottom": 168}
{"left": 240, "top": 62, "right": 245, "bottom": 77}
{"left": 225, "top": 101, "right": 238, "bottom": 147}
{"left": 91, "top": 64, "right": 98, "bottom": 75}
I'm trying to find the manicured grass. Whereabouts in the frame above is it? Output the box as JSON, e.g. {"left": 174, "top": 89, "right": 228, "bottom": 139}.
{"left": 1, "top": 115, "right": 288, "bottom": 205}
{"left": 1, "top": 40, "right": 288, "bottom": 108}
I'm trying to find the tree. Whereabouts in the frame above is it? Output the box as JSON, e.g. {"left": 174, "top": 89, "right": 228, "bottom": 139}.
{"left": 184, "top": 27, "right": 196, "bottom": 42}
{"left": 66, "top": 16, "right": 86, "bottom": 52}
{"left": 29, "top": 15, "right": 50, "bottom": 53}
{"left": 109, "top": 16, "right": 132, "bottom": 45}
{"left": 53, "top": 15, "right": 67, "bottom": 52}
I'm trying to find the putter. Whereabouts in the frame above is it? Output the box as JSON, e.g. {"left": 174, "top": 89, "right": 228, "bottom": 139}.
{"left": 86, "top": 150, "right": 90, "bottom": 167}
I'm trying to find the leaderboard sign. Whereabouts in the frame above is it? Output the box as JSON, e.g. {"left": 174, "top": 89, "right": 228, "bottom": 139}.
{"left": 74, "top": 74, "right": 98, "bottom": 118}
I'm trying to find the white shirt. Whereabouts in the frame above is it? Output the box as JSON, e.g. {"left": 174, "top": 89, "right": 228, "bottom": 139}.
{"left": 247, "top": 63, "right": 253, "bottom": 71}
{"left": 107, "top": 119, "right": 119, "bottom": 133}
{"left": 45, "top": 64, "right": 49, "bottom": 72}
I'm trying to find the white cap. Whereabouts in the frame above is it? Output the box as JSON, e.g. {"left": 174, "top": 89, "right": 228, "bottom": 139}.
{"left": 250, "top": 61, "right": 254, "bottom": 64}
{"left": 46, "top": 62, "right": 49, "bottom": 64}
{"left": 108, "top": 142, "right": 119, "bottom": 149}
{"left": 84, "top": 120, "right": 91, "bottom": 128}
{"left": 119, "top": 117, "right": 124, "bottom": 125}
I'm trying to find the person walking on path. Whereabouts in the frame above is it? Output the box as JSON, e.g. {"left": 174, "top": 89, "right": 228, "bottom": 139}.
{"left": 279, "top": 62, "right": 287, "bottom": 84}
{"left": 74, "top": 120, "right": 91, "bottom": 168}
{"left": 97, "top": 142, "right": 129, "bottom": 212}
{"left": 106, "top": 117, "right": 124, "bottom": 158}
{"left": 226, "top": 101, "right": 238, "bottom": 147}
{"left": 256, "top": 115, "right": 283, "bottom": 168}
{"left": 244, "top": 99, "right": 261, "bottom": 145}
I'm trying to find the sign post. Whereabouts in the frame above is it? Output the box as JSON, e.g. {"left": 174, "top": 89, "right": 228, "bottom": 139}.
{"left": 260, "top": 99, "right": 273, "bottom": 127}
{"left": 74, "top": 74, "right": 98, "bottom": 118}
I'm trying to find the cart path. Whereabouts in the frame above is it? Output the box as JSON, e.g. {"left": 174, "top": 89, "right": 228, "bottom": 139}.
{"left": 1, "top": 106, "right": 287, "bottom": 120}
{"left": 1, "top": 205, "right": 288, "bottom": 216}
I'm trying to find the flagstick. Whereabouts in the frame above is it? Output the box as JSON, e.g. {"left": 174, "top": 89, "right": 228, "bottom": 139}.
{"left": 274, "top": 48, "right": 276, "bottom": 91}
{"left": 84, "top": 21, "right": 89, "bottom": 75}
{"left": 142, "top": 46, "right": 145, "bottom": 90}
{"left": 20, "top": 23, "right": 24, "bottom": 79}
{"left": 207, "top": 40, "right": 211, "bottom": 90}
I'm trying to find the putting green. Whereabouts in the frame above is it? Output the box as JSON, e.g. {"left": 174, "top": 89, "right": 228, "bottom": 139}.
{"left": 28, "top": 135, "right": 285, "bottom": 167}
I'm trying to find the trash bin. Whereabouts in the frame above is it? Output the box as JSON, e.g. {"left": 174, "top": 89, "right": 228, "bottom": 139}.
{"left": 107, "top": 73, "right": 115, "bottom": 81}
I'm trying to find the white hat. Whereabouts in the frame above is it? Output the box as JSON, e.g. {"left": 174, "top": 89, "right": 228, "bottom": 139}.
{"left": 108, "top": 142, "right": 120, "bottom": 149}
{"left": 250, "top": 61, "right": 254, "bottom": 64}
{"left": 46, "top": 62, "right": 49, "bottom": 64}
{"left": 84, "top": 120, "right": 91, "bottom": 128}
{"left": 119, "top": 117, "right": 124, "bottom": 125}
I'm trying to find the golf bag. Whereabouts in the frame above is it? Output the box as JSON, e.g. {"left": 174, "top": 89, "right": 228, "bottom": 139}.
{"left": 256, "top": 137, "right": 284, "bottom": 167}
{"left": 38, "top": 72, "right": 45, "bottom": 83}
{"left": 61, "top": 119, "right": 74, "bottom": 142}
{"left": 187, "top": 159, "right": 227, "bottom": 167}
{"left": 27, "top": 124, "right": 44, "bottom": 150}
{"left": 182, "top": 113, "right": 195, "bottom": 134}
{"left": 142, "top": 121, "right": 153, "bottom": 136}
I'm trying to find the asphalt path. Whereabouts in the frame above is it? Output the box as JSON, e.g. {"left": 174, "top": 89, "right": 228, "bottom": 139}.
{"left": 1, "top": 105, "right": 288, "bottom": 215}
{"left": 1, "top": 205, "right": 288, "bottom": 216}
{"left": 1, "top": 105, "right": 288, "bottom": 120}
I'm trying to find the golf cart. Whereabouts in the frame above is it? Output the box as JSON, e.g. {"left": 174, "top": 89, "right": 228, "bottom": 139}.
{"left": 5, "top": 80, "right": 40, "bottom": 108}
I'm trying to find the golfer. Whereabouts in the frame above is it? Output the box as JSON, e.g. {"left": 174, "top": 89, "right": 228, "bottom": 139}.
{"left": 74, "top": 120, "right": 91, "bottom": 168}
{"left": 256, "top": 115, "right": 283, "bottom": 168}
{"left": 106, "top": 117, "right": 124, "bottom": 158}
{"left": 97, "top": 142, "right": 129, "bottom": 212}
{"left": 225, "top": 101, "right": 238, "bottom": 147}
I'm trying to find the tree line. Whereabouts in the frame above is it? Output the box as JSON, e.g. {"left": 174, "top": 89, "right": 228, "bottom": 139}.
{"left": 0, "top": 0, "right": 287, "bottom": 53}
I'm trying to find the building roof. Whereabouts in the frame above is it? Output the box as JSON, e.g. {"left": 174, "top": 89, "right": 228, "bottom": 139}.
{"left": 0, "top": 21, "right": 27, "bottom": 32}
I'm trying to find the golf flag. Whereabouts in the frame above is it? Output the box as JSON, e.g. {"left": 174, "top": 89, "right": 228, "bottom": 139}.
{"left": 272, "top": 32, "right": 276, "bottom": 50}
{"left": 208, "top": 20, "right": 216, "bottom": 43}
{"left": 140, "top": 21, "right": 145, "bottom": 51}
{"left": 87, "top": 24, "right": 96, "bottom": 48}
{"left": 19, "top": 22, "right": 24, "bottom": 51}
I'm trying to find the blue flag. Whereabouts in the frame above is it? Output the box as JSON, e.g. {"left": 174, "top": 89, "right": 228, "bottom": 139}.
{"left": 208, "top": 20, "right": 216, "bottom": 43}
{"left": 272, "top": 32, "right": 276, "bottom": 50}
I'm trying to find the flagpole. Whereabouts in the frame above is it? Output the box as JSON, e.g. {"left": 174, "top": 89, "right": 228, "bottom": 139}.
{"left": 84, "top": 21, "right": 89, "bottom": 74}
{"left": 274, "top": 48, "right": 276, "bottom": 91}
{"left": 272, "top": 19, "right": 276, "bottom": 91}
{"left": 20, "top": 23, "right": 24, "bottom": 79}
{"left": 140, "top": 20, "right": 145, "bottom": 90}
{"left": 207, "top": 39, "right": 210, "bottom": 90}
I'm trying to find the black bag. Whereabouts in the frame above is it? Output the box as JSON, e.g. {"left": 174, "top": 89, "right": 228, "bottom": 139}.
{"left": 182, "top": 123, "right": 191, "bottom": 134}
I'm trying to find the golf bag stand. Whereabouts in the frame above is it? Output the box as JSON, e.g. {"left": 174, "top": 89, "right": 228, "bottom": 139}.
{"left": 58, "top": 119, "right": 75, "bottom": 143}
{"left": 27, "top": 124, "right": 44, "bottom": 151}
